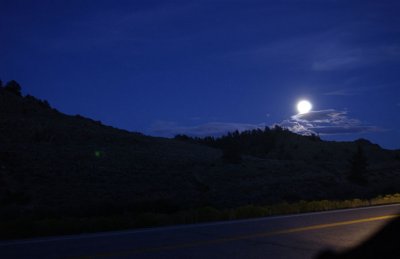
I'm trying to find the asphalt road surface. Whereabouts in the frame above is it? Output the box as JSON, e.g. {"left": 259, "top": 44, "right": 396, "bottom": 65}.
{"left": 1, "top": 204, "right": 400, "bottom": 259}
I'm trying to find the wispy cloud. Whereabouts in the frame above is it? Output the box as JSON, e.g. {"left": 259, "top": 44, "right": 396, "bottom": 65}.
{"left": 312, "top": 56, "right": 360, "bottom": 71}
{"left": 279, "top": 109, "right": 380, "bottom": 136}
{"left": 323, "top": 88, "right": 362, "bottom": 96}
{"left": 323, "top": 83, "right": 397, "bottom": 96}
{"left": 323, "top": 86, "right": 375, "bottom": 96}
{"left": 225, "top": 28, "right": 400, "bottom": 73}
{"left": 312, "top": 44, "right": 400, "bottom": 71}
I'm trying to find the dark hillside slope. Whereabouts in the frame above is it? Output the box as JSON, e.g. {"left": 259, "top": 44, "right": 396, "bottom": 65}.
{"left": 1, "top": 85, "right": 400, "bottom": 222}
{"left": 0, "top": 87, "right": 221, "bottom": 218}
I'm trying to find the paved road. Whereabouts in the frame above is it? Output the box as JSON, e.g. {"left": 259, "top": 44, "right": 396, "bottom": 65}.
{"left": 1, "top": 204, "right": 400, "bottom": 259}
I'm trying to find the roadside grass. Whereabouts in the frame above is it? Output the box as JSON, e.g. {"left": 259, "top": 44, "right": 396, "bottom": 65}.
{"left": 2, "top": 193, "right": 400, "bottom": 240}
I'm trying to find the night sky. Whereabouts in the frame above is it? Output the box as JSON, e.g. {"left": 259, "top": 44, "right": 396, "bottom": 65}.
{"left": 1, "top": 1, "right": 400, "bottom": 149}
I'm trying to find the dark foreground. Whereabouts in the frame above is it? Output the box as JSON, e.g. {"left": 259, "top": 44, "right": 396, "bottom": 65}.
{"left": 1, "top": 204, "right": 400, "bottom": 259}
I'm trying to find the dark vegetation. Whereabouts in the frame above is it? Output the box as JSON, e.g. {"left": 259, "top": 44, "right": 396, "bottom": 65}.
{"left": 1, "top": 80, "right": 400, "bottom": 239}
{"left": 348, "top": 145, "right": 369, "bottom": 184}
{"left": 174, "top": 126, "right": 320, "bottom": 163}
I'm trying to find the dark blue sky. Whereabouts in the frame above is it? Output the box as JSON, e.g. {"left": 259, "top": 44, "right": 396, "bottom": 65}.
{"left": 1, "top": 1, "right": 400, "bottom": 149}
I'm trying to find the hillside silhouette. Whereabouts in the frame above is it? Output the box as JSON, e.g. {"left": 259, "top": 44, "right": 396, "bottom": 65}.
{"left": 1, "top": 81, "right": 400, "bottom": 238}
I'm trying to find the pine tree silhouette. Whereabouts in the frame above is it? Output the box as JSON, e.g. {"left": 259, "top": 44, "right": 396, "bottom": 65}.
{"left": 4, "top": 80, "right": 22, "bottom": 96}
{"left": 348, "top": 145, "right": 368, "bottom": 184}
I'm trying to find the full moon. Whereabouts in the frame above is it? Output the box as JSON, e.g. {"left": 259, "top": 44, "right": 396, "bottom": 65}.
{"left": 297, "top": 100, "right": 312, "bottom": 114}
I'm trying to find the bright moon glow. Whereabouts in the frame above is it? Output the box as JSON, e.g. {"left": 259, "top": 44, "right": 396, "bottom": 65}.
{"left": 297, "top": 100, "right": 312, "bottom": 114}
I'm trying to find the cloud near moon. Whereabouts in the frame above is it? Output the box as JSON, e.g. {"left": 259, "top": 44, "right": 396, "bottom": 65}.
{"left": 280, "top": 109, "right": 380, "bottom": 136}
{"left": 150, "top": 110, "right": 380, "bottom": 138}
